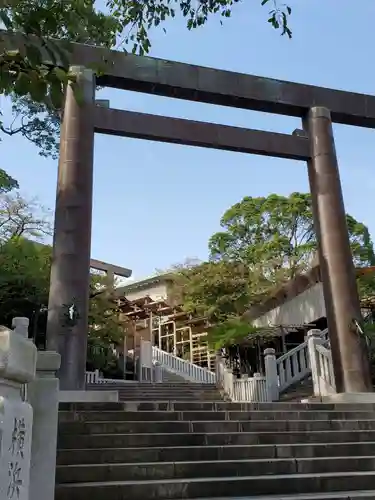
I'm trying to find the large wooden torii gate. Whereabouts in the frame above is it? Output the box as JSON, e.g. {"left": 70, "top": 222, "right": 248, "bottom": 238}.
{"left": 21, "top": 40, "right": 374, "bottom": 393}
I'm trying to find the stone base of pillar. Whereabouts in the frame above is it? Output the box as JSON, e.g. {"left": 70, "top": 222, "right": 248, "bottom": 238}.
{"left": 302, "top": 392, "right": 375, "bottom": 404}
{"left": 59, "top": 390, "right": 119, "bottom": 403}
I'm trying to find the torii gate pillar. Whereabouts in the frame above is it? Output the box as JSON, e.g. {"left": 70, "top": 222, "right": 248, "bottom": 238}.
{"left": 305, "top": 106, "right": 372, "bottom": 394}
{"left": 46, "top": 66, "right": 95, "bottom": 391}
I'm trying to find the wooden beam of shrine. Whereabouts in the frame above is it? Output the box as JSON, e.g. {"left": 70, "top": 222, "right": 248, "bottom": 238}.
{"left": 93, "top": 107, "right": 310, "bottom": 161}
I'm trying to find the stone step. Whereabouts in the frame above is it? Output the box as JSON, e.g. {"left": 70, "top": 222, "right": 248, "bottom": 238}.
{"left": 55, "top": 456, "right": 375, "bottom": 484}
{"left": 177, "top": 492, "right": 375, "bottom": 500}
{"left": 86, "top": 385, "right": 218, "bottom": 391}
{"left": 280, "top": 377, "right": 314, "bottom": 402}
{"left": 54, "top": 471, "right": 375, "bottom": 500}
{"left": 114, "top": 392, "right": 222, "bottom": 397}
{"left": 58, "top": 410, "right": 375, "bottom": 423}
{"left": 107, "top": 389, "right": 220, "bottom": 393}
{"left": 57, "top": 419, "right": 375, "bottom": 435}
{"left": 57, "top": 430, "right": 375, "bottom": 449}
{"left": 88, "top": 383, "right": 217, "bottom": 387}
{"left": 115, "top": 394, "right": 222, "bottom": 399}
{"left": 111, "top": 388, "right": 220, "bottom": 392}
{"left": 116, "top": 396, "right": 223, "bottom": 401}
{"left": 58, "top": 401, "right": 375, "bottom": 412}
{"left": 56, "top": 441, "right": 375, "bottom": 465}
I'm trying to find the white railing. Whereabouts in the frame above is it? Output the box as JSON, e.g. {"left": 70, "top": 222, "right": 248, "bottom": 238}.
{"left": 86, "top": 369, "right": 100, "bottom": 383}
{"left": 315, "top": 343, "right": 336, "bottom": 395}
{"left": 308, "top": 329, "right": 336, "bottom": 397}
{"left": 85, "top": 370, "right": 133, "bottom": 385}
{"left": 215, "top": 353, "right": 232, "bottom": 394}
{"left": 232, "top": 374, "right": 268, "bottom": 402}
{"left": 220, "top": 328, "right": 332, "bottom": 402}
{"left": 276, "top": 341, "right": 310, "bottom": 393}
{"left": 215, "top": 354, "right": 270, "bottom": 402}
{"left": 152, "top": 346, "right": 216, "bottom": 384}
{"left": 135, "top": 327, "right": 337, "bottom": 401}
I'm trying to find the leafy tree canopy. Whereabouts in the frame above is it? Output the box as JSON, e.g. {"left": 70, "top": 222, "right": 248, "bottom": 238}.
{"left": 0, "top": 191, "right": 53, "bottom": 243}
{"left": 0, "top": 0, "right": 292, "bottom": 156}
{"left": 0, "top": 186, "right": 124, "bottom": 355}
{"left": 0, "top": 0, "right": 121, "bottom": 158}
{"left": 0, "top": 168, "right": 18, "bottom": 193}
{"left": 209, "top": 192, "right": 375, "bottom": 279}
{"left": 173, "top": 192, "right": 375, "bottom": 348}
{"left": 0, "top": 236, "right": 51, "bottom": 326}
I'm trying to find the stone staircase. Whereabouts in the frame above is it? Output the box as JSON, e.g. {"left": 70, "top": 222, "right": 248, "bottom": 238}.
{"left": 87, "top": 382, "right": 223, "bottom": 401}
{"left": 279, "top": 376, "right": 314, "bottom": 402}
{"left": 56, "top": 384, "right": 375, "bottom": 500}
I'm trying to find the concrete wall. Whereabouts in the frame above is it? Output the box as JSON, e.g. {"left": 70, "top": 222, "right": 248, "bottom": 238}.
{"left": 125, "top": 283, "right": 169, "bottom": 302}
{"left": 253, "top": 282, "right": 325, "bottom": 327}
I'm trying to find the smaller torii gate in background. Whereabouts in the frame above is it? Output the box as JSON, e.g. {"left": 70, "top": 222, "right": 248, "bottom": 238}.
{"left": 39, "top": 41, "right": 375, "bottom": 393}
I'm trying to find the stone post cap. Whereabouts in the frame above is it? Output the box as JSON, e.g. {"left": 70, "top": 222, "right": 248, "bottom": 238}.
{"left": 36, "top": 351, "right": 61, "bottom": 372}
{"left": 12, "top": 316, "right": 30, "bottom": 338}
{"left": 0, "top": 324, "right": 37, "bottom": 383}
{"left": 307, "top": 329, "right": 323, "bottom": 338}
{"left": 264, "top": 348, "right": 276, "bottom": 356}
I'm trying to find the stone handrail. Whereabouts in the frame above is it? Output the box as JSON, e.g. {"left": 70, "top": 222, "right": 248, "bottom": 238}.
{"left": 308, "top": 329, "right": 336, "bottom": 396}
{"left": 152, "top": 346, "right": 216, "bottom": 384}
{"left": 216, "top": 353, "right": 270, "bottom": 402}
{"left": 232, "top": 374, "right": 268, "bottom": 402}
{"left": 276, "top": 341, "right": 310, "bottom": 392}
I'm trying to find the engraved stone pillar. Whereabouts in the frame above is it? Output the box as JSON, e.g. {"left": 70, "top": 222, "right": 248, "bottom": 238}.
{"left": 28, "top": 351, "right": 61, "bottom": 500}
{"left": 304, "top": 107, "right": 372, "bottom": 393}
{"left": 0, "top": 319, "right": 37, "bottom": 500}
{"left": 46, "top": 66, "right": 95, "bottom": 390}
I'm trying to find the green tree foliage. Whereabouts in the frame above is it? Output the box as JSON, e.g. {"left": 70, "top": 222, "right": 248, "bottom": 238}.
{"left": 170, "top": 259, "right": 270, "bottom": 348}
{"left": 174, "top": 192, "right": 375, "bottom": 347}
{"left": 0, "top": 168, "right": 18, "bottom": 193}
{"left": 0, "top": 237, "right": 51, "bottom": 327}
{"left": 0, "top": 183, "right": 52, "bottom": 327}
{"left": 172, "top": 259, "right": 258, "bottom": 323}
{"left": 0, "top": 191, "right": 53, "bottom": 243}
{"left": 1, "top": 96, "right": 61, "bottom": 159}
{"left": 0, "top": 1, "right": 292, "bottom": 156}
{"left": 0, "top": 0, "right": 121, "bottom": 157}
{"left": 87, "top": 274, "right": 126, "bottom": 375}
{"left": 209, "top": 193, "right": 375, "bottom": 279}
{"left": 109, "top": 0, "right": 292, "bottom": 56}
{"left": 88, "top": 274, "right": 124, "bottom": 346}
{"left": 0, "top": 185, "right": 124, "bottom": 357}
{"left": 0, "top": 241, "right": 125, "bottom": 350}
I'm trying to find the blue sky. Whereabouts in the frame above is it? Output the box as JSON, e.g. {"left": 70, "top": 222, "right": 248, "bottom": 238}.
{"left": 2, "top": 1, "right": 375, "bottom": 281}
